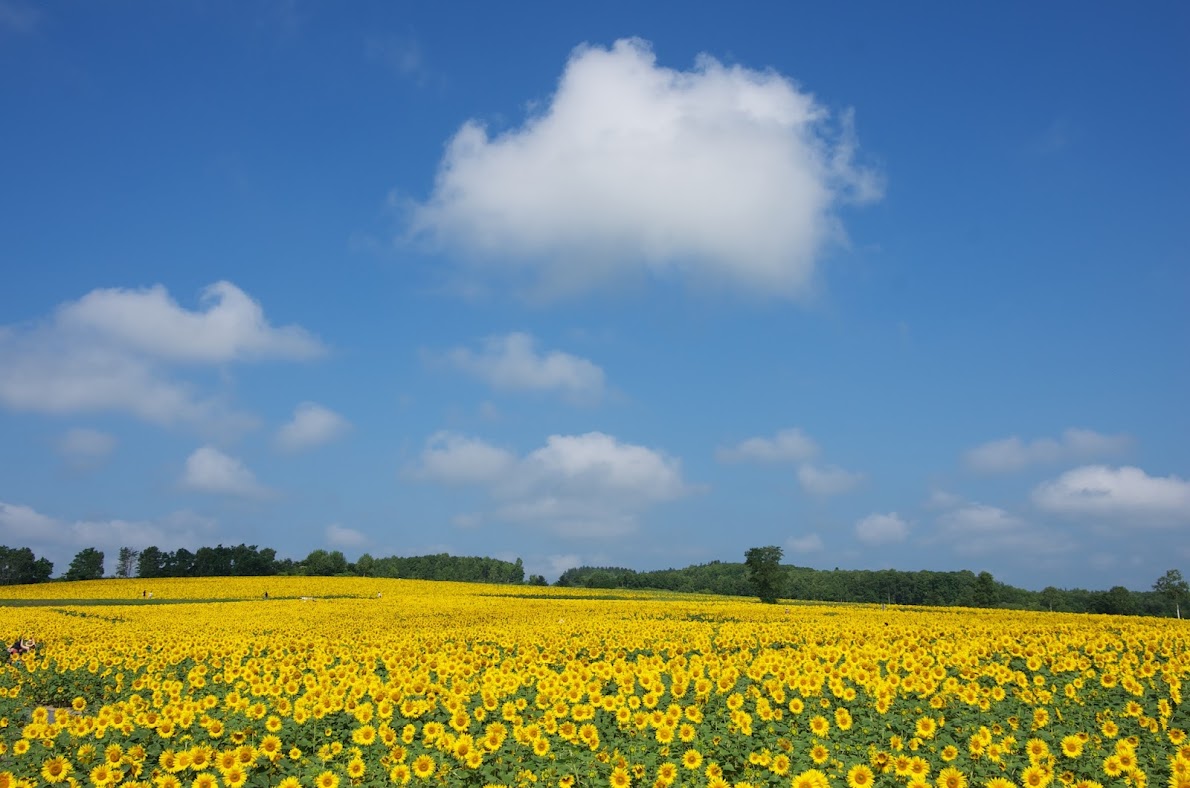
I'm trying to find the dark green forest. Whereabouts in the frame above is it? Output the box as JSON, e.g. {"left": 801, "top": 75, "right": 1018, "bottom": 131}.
{"left": 2, "top": 542, "right": 1186, "bottom": 618}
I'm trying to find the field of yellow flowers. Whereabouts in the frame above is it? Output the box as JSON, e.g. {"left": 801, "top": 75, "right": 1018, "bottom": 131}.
{"left": 0, "top": 577, "right": 1187, "bottom": 788}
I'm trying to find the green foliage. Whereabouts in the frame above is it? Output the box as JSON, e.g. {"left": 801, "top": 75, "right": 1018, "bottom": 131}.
{"left": 744, "top": 545, "right": 784, "bottom": 604}
{"left": 64, "top": 547, "right": 105, "bottom": 581}
{"left": 367, "top": 553, "right": 525, "bottom": 583}
{"left": 1153, "top": 568, "right": 1190, "bottom": 616}
{"left": 0, "top": 545, "right": 53, "bottom": 585}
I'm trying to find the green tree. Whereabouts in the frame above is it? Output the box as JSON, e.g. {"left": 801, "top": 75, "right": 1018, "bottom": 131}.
{"left": 1039, "top": 585, "right": 1061, "bottom": 612}
{"left": 0, "top": 546, "right": 53, "bottom": 585}
{"left": 116, "top": 547, "right": 140, "bottom": 579}
{"left": 973, "top": 571, "right": 999, "bottom": 608}
{"left": 355, "top": 553, "right": 375, "bottom": 577}
{"left": 137, "top": 546, "right": 165, "bottom": 578}
{"left": 1153, "top": 569, "right": 1190, "bottom": 618}
{"left": 744, "top": 546, "right": 784, "bottom": 604}
{"left": 64, "top": 547, "right": 105, "bottom": 581}
{"left": 304, "top": 549, "right": 348, "bottom": 576}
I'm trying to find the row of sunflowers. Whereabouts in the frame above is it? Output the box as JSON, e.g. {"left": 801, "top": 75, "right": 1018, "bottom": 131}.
{"left": 0, "top": 577, "right": 1187, "bottom": 788}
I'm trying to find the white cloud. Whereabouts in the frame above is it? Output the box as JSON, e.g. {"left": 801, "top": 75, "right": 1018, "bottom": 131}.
{"left": 0, "top": 500, "right": 58, "bottom": 543}
{"left": 57, "top": 281, "right": 325, "bottom": 363}
{"left": 855, "top": 512, "right": 909, "bottom": 546}
{"left": 964, "top": 428, "right": 1130, "bottom": 474}
{"left": 408, "top": 37, "right": 881, "bottom": 300}
{"left": 443, "top": 333, "right": 605, "bottom": 402}
{"left": 934, "top": 503, "right": 1062, "bottom": 557}
{"left": 717, "top": 428, "right": 819, "bottom": 464}
{"left": 413, "top": 432, "right": 517, "bottom": 485}
{"left": 179, "top": 447, "right": 272, "bottom": 498}
{"left": 1032, "top": 465, "right": 1190, "bottom": 523}
{"left": 276, "top": 402, "right": 351, "bottom": 452}
{"left": 797, "top": 463, "right": 863, "bottom": 495}
{"left": 786, "top": 533, "right": 824, "bottom": 553}
{"left": 326, "top": 523, "right": 368, "bottom": 548}
{"left": 57, "top": 428, "right": 117, "bottom": 466}
{"left": 0, "top": 281, "right": 323, "bottom": 432}
{"left": 0, "top": 500, "right": 217, "bottom": 577}
{"left": 410, "top": 431, "right": 692, "bottom": 537}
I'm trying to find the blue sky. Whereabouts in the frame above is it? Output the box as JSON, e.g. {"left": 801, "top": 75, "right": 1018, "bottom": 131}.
{"left": 1, "top": 2, "right": 1187, "bottom": 589}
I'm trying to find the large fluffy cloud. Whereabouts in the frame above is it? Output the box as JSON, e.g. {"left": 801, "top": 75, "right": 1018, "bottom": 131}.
{"left": 409, "top": 431, "right": 692, "bottom": 537}
{"left": 179, "top": 447, "right": 273, "bottom": 498}
{"left": 1032, "top": 465, "right": 1190, "bottom": 523}
{"left": 964, "top": 428, "right": 1130, "bottom": 474}
{"left": 441, "top": 333, "right": 605, "bottom": 402}
{"left": 408, "top": 38, "right": 881, "bottom": 299}
{"left": 276, "top": 403, "right": 351, "bottom": 453}
{"left": 0, "top": 281, "right": 325, "bottom": 431}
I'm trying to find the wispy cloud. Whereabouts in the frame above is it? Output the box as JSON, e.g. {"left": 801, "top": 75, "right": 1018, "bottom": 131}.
{"left": 56, "top": 428, "right": 117, "bottom": 469}
{"left": 0, "top": 282, "right": 324, "bottom": 434}
{"left": 439, "top": 332, "right": 605, "bottom": 403}
{"left": 276, "top": 402, "right": 350, "bottom": 453}
{"left": 855, "top": 512, "right": 909, "bottom": 546}
{"left": 717, "top": 428, "right": 819, "bottom": 464}
{"left": 408, "top": 431, "right": 693, "bottom": 537}
{"left": 964, "top": 428, "right": 1130, "bottom": 474}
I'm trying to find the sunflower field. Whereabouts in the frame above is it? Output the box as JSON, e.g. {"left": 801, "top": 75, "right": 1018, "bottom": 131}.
{"left": 0, "top": 577, "right": 1186, "bottom": 788}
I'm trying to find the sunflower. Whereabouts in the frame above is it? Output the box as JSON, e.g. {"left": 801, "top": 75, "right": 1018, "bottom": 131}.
{"left": 984, "top": 780, "right": 1015, "bottom": 788}
{"left": 811, "top": 744, "right": 830, "bottom": 765}
{"left": 89, "top": 764, "right": 115, "bottom": 787}
{"left": 259, "top": 736, "right": 283, "bottom": 761}
{"left": 771, "top": 755, "right": 791, "bottom": 777}
{"left": 610, "top": 766, "right": 631, "bottom": 788}
{"left": 347, "top": 757, "right": 366, "bottom": 780}
{"left": 682, "top": 750, "right": 703, "bottom": 770}
{"left": 936, "top": 767, "right": 968, "bottom": 788}
{"left": 191, "top": 773, "right": 217, "bottom": 788}
{"left": 810, "top": 716, "right": 831, "bottom": 737}
{"left": 224, "top": 767, "right": 248, "bottom": 788}
{"left": 390, "top": 764, "right": 411, "bottom": 785}
{"left": 40, "top": 757, "right": 72, "bottom": 784}
{"left": 792, "top": 769, "right": 830, "bottom": 788}
{"left": 315, "top": 771, "right": 340, "bottom": 788}
{"left": 1020, "top": 765, "right": 1050, "bottom": 788}
{"left": 412, "top": 755, "right": 435, "bottom": 780}
{"left": 1060, "top": 736, "right": 1083, "bottom": 759}
{"left": 278, "top": 779, "right": 302, "bottom": 788}
{"left": 847, "top": 764, "right": 875, "bottom": 788}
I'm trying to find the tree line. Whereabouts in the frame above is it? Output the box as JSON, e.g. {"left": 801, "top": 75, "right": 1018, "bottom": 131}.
{"left": 3, "top": 541, "right": 1187, "bottom": 618}
{"left": 557, "top": 552, "right": 1190, "bottom": 618}
{"left": 0, "top": 544, "right": 525, "bottom": 585}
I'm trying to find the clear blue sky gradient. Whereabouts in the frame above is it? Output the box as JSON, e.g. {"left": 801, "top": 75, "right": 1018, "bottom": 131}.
{"left": 1, "top": 2, "right": 1187, "bottom": 589}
